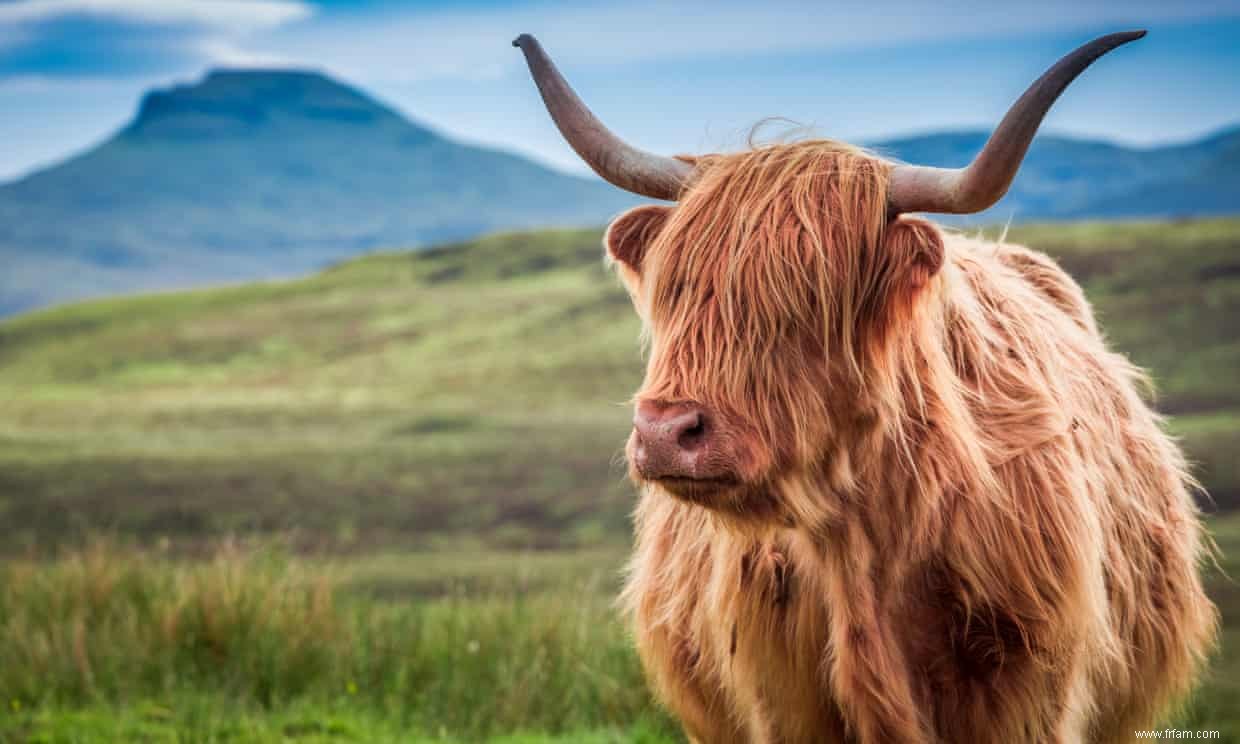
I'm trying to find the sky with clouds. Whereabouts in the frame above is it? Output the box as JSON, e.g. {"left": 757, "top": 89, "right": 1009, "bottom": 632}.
{"left": 0, "top": 0, "right": 1238, "bottom": 181}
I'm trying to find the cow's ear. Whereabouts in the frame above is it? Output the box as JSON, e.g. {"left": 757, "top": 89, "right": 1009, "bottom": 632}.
{"left": 883, "top": 215, "right": 944, "bottom": 293}
{"left": 605, "top": 205, "right": 671, "bottom": 274}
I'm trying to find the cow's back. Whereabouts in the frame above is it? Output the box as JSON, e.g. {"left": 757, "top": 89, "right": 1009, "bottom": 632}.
{"left": 947, "top": 234, "right": 1217, "bottom": 740}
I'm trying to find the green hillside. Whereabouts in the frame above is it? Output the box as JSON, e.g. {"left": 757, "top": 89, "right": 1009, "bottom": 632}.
{"left": 1, "top": 219, "right": 1238, "bottom": 552}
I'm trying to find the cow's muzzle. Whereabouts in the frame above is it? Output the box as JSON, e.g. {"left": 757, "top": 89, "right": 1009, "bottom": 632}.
{"left": 631, "top": 399, "right": 738, "bottom": 496}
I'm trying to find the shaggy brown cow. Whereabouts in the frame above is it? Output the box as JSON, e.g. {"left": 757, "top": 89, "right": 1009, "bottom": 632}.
{"left": 515, "top": 31, "right": 1217, "bottom": 743}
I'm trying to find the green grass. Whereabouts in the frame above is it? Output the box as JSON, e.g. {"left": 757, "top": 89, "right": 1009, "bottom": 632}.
{"left": 2, "top": 514, "right": 1239, "bottom": 743}
{"left": 2, "top": 705, "right": 675, "bottom": 744}
{"left": 0, "top": 218, "right": 1238, "bottom": 739}
{"left": 0, "top": 229, "right": 643, "bottom": 552}
{"left": 1174, "top": 509, "right": 1240, "bottom": 741}
{"left": 0, "top": 541, "right": 678, "bottom": 743}
{"left": 1, "top": 220, "right": 1238, "bottom": 552}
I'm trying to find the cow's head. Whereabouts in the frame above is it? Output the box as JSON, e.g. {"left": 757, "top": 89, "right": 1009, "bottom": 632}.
{"left": 600, "top": 144, "right": 950, "bottom": 518}
{"left": 514, "top": 31, "right": 1143, "bottom": 520}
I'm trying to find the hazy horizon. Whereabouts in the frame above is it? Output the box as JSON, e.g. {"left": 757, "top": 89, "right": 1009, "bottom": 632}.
{"left": 3, "top": 60, "right": 1239, "bottom": 188}
{"left": 1, "top": 0, "right": 1238, "bottom": 181}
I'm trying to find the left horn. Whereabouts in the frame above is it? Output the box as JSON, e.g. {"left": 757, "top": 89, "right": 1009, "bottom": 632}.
{"left": 512, "top": 34, "right": 694, "bottom": 201}
{"left": 888, "top": 30, "right": 1146, "bottom": 215}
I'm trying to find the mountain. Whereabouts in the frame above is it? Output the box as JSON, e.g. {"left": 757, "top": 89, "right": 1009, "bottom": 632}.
{"left": 0, "top": 69, "right": 635, "bottom": 316}
{"left": 0, "top": 66, "right": 1236, "bottom": 317}
{"left": 871, "top": 126, "right": 1240, "bottom": 222}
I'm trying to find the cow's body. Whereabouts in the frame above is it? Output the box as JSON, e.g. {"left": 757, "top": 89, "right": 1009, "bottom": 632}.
{"left": 512, "top": 31, "right": 1215, "bottom": 744}
{"left": 621, "top": 231, "right": 1215, "bottom": 744}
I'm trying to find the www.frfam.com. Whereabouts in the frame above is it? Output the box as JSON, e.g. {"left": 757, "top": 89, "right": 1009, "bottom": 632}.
{"left": 1135, "top": 730, "right": 1222, "bottom": 740}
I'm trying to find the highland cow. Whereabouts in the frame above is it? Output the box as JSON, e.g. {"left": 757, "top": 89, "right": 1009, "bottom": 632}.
{"left": 515, "top": 31, "right": 1217, "bottom": 743}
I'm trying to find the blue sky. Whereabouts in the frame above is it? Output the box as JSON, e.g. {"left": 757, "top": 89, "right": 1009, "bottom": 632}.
{"left": 0, "top": 0, "right": 1238, "bottom": 181}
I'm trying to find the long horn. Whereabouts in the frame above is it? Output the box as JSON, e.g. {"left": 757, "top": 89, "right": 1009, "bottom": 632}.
{"left": 888, "top": 30, "right": 1145, "bottom": 215}
{"left": 513, "top": 34, "right": 694, "bottom": 201}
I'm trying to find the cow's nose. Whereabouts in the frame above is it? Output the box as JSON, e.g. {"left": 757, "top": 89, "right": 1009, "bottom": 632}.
{"left": 632, "top": 400, "right": 714, "bottom": 480}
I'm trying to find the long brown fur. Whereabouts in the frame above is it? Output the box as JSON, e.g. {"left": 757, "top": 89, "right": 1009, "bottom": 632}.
{"left": 608, "top": 140, "right": 1217, "bottom": 743}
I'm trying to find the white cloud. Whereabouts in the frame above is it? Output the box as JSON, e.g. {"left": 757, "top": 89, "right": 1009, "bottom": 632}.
{"left": 195, "top": 38, "right": 299, "bottom": 68}
{"left": 0, "top": 0, "right": 313, "bottom": 34}
{"left": 253, "top": 0, "right": 1240, "bottom": 84}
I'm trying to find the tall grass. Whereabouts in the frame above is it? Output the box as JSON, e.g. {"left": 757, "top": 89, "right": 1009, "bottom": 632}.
{"left": 1, "top": 524, "right": 1238, "bottom": 741}
{"left": 0, "top": 541, "right": 674, "bottom": 740}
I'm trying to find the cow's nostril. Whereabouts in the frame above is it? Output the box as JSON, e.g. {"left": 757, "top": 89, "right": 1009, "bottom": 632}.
{"left": 632, "top": 401, "right": 732, "bottom": 482}
{"left": 677, "top": 413, "right": 708, "bottom": 451}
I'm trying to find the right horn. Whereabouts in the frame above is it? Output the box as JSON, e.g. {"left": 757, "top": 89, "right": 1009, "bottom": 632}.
{"left": 887, "top": 30, "right": 1146, "bottom": 216}
{"left": 513, "top": 34, "right": 695, "bottom": 201}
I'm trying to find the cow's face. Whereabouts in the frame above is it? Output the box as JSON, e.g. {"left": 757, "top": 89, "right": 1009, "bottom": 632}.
{"left": 607, "top": 143, "right": 943, "bottom": 520}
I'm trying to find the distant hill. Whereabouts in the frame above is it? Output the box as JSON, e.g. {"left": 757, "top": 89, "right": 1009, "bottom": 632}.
{"left": 0, "top": 69, "right": 635, "bottom": 315}
{"left": 871, "top": 125, "right": 1240, "bottom": 222}
{"left": 0, "top": 65, "right": 1236, "bottom": 316}
{"left": 0, "top": 219, "right": 1236, "bottom": 550}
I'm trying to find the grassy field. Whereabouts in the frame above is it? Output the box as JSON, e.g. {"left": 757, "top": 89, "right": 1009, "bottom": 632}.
{"left": 0, "top": 218, "right": 1238, "bottom": 741}
{"left": 0, "top": 229, "right": 643, "bottom": 553}
{"left": 0, "top": 540, "right": 677, "bottom": 743}
{"left": 0, "top": 513, "right": 1238, "bottom": 743}
{"left": 0, "top": 218, "right": 1238, "bottom": 553}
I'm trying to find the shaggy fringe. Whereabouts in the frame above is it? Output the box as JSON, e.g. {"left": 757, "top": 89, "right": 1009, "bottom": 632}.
{"left": 614, "top": 140, "right": 1217, "bottom": 743}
